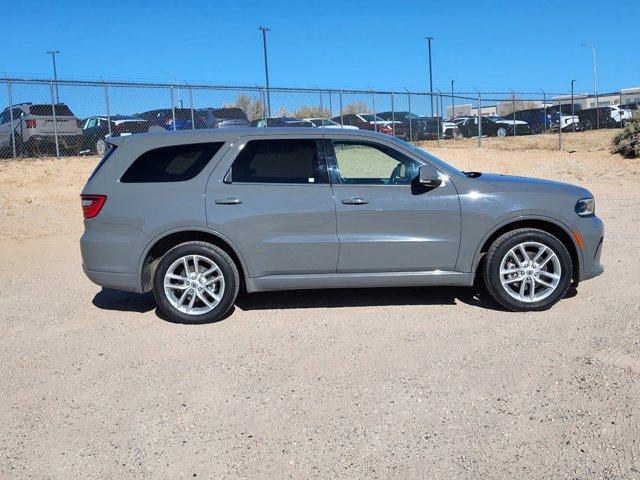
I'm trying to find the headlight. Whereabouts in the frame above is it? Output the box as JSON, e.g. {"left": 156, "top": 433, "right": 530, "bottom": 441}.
{"left": 575, "top": 197, "right": 595, "bottom": 216}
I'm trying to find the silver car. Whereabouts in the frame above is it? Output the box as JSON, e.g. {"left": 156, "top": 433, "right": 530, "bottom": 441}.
{"left": 0, "top": 102, "right": 83, "bottom": 156}
{"left": 80, "top": 128, "right": 604, "bottom": 323}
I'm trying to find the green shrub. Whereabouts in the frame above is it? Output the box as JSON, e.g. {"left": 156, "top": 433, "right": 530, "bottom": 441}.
{"left": 611, "top": 111, "right": 640, "bottom": 158}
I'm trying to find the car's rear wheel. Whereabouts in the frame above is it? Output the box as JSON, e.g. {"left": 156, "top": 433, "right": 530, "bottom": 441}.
{"left": 581, "top": 119, "right": 593, "bottom": 131}
{"left": 483, "top": 228, "right": 573, "bottom": 311}
{"left": 152, "top": 241, "right": 239, "bottom": 323}
{"left": 531, "top": 123, "right": 544, "bottom": 135}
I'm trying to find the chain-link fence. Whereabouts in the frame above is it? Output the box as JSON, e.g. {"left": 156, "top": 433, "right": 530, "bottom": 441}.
{"left": 1, "top": 77, "right": 637, "bottom": 159}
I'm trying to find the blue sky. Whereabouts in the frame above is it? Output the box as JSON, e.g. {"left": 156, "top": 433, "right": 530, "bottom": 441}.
{"left": 3, "top": 0, "right": 639, "bottom": 95}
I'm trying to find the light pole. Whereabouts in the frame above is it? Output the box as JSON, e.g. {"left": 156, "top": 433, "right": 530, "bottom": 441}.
{"left": 258, "top": 26, "right": 272, "bottom": 117}
{"left": 164, "top": 71, "right": 183, "bottom": 108}
{"left": 450, "top": 80, "right": 455, "bottom": 120}
{"left": 571, "top": 79, "right": 576, "bottom": 132}
{"left": 425, "top": 37, "right": 434, "bottom": 117}
{"left": 46, "top": 50, "right": 60, "bottom": 103}
{"left": 581, "top": 42, "right": 598, "bottom": 128}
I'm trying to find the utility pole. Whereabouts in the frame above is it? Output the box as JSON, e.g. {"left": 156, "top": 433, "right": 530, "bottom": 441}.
{"left": 46, "top": 50, "right": 60, "bottom": 103}
{"left": 425, "top": 37, "right": 434, "bottom": 117}
{"left": 258, "top": 26, "right": 272, "bottom": 117}
{"left": 581, "top": 42, "right": 598, "bottom": 128}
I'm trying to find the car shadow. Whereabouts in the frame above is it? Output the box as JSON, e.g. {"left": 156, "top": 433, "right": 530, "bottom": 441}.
{"left": 92, "top": 282, "right": 578, "bottom": 323}
{"left": 235, "top": 282, "right": 507, "bottom": 312}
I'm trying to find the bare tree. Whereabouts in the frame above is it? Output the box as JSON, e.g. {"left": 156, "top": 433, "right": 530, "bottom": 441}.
{"left": 342, "top": 101, "right": 371, "bottom": 115}
{"left": 293, "top": 105, "right": 331, "bottom": 119}
{"left": 225, "top": 94, "right": 264, "bottom": 120}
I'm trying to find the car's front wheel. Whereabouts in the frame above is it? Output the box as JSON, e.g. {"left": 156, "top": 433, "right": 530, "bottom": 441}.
{"left": 483, "top": 228, "right": 573, "bottom": 311}
{"left": 152, "top": 241, "right": 239, "bottom": 323}
{"left": 496, "top": 126, "right": 509, "bottom": 137}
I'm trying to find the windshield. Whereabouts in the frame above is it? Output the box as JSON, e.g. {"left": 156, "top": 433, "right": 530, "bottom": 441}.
{"left": 360, "top": 114, "right": 384, "bottom": 122}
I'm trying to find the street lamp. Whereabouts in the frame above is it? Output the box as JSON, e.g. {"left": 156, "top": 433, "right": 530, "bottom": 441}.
{"left": 258, "top": 26, "right": 272, "bottom": 117}
{"left": 164, "top": 71, "right": 183, "bottom": 108}
{"left": 571, "top": 80, "right": 576, "bottom": 132}
{"left": 581, "top": 42, "right": 598, "bottom": 128}
{"left": 46, "top": 50, "right": 60, "bottom": 103}
{"left": 450, "top": 80, "right": 455, "bottom": 120}
{"left": 425, "top": 37, "right": 434, "bottom": 117}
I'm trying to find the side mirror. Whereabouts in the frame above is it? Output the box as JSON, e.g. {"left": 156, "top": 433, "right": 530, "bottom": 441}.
{"left": 418, "top": 164, "right": 442, "bottom": 188}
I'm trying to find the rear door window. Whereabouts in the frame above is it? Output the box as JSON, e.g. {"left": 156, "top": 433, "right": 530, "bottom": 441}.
{"left": 121, "top": 142, "right": 224, "bottom": 183}
{"left": 230, "top": 139, "right": 325, "bottom": 184}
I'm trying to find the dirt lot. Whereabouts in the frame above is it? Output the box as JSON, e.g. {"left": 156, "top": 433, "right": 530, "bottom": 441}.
{"left": 1, "top": 144, "right": 640, "bottom": 479}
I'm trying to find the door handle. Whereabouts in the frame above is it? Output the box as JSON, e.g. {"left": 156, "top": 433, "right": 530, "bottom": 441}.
{"left": 215, "top": 198, "right": 243, "bottom": 205}
{"left": 342, "top": 197, "right": 369, "bottom": 205}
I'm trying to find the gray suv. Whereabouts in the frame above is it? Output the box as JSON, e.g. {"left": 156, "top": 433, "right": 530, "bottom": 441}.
{"left": 80, "top": 128, "right": 604, "bottom": 323}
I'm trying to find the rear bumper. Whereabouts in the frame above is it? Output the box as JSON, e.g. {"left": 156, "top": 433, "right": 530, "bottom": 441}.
{"left": 83, "top": 265, "right": 143, "bottom": 293}
{"left": 27, "top": 135, "right": 82, "bottom": 148}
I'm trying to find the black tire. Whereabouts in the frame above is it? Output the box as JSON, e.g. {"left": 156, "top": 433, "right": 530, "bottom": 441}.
{"left": 581, "top": 119, "right": 593, "bottom": 131}
{"left": 531, "top": 123, "right": 544, "bottom": 135}
{"left": 496, "top": 126, "right": 509, "bottom": 137}
{"left": 483, "top": 228, "right": 573, "bottom": 312}
{"left": 152, "top": 241, "right": 239, "bottom": 323}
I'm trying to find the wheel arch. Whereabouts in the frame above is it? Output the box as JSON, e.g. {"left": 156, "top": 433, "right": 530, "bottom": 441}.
{"left": 138, "top": 228, "right": 248, "bottom": 293}
{"left": 472, "top": 216, "right": 581, "bottom": 285}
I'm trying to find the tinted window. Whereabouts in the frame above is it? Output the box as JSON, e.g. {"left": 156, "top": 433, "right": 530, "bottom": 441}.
{"left": 333, "top": 140, "right": 418, "bottom": 185}
{"left": 212, "top": 108, "right": 248, "bottom": 120}
{"left": 29, "top": 104, "right": 75, "bottom": 116}
{"left": 121, "top": 142, "right": 223, "bottom": 183}
{"left": 230, "top": 139, "right": 322, "bottom": 184}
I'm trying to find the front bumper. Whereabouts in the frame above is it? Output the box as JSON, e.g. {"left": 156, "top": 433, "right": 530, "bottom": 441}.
{"left": 574, "top": 215, "right": 604, "bottom": 281}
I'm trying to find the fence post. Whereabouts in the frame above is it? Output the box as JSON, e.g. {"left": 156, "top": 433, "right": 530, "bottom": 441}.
{"left": 390, "top": 92, "right": 395, "bottom": 136}
{"left": 170, "top": 86, "right": 176, "bottom": 131}
{"left": 405, "top": 88, "right": 412, "bottom": 142}
{"left": 7, "top": 80, "right": 17, "bottom": 159}
{"left": 558, "top": 100, "right": 563, "bottom": 150}
{"left": 511, "top": 89, "right": 516, "bottom": 137}
{"left": 188, "top": 86, "right": 195, "bottom": 130}
{"left": 541, "top": 90, "right": 547, "bottom": 133}
{"left": 50, "top": 81, "right": 60, "bottom": 158}
{"left": 261, "top": 88, "right": 267, "bottom": 123}
{"left": 318, "top": 87, "right": 324, "bottom": 119}
{"left": 477, "top": 91, "right": 482, "bottom": 148}
{"left": 328, "top": 90, "right": 333, "bottom": 118}
{"left": 370, "top": 89, "right": 377, "bottom": 132}
{"left": 339, "top": 90, "right": 344, "bottom": 126}
{"left": 436, "top": 91, "right": 441, "bottom": 147}
{"left": 620, "top": 91, "right": 624, "bottom": 128}
{"left": 103, "top": 82, "right": 112, "bottom": 138}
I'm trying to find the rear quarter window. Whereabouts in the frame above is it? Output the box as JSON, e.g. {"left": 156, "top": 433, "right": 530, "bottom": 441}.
{"left": 121, "top": 142, "right": 224, "bottom": 183}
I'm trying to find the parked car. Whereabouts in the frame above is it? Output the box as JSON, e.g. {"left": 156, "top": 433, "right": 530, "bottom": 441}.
{"left": 135, "top": 109, "right": 205, "bottom": 131}
{"left": 305, "top": 118, "right": 358, "bottom": 129}
{"left": 440, "top": 120, "right": 460, "bottom": 139}
{"left": 457, "top": 116, "right": 530, "bottom": 138}
{"left": 331, "top": 113, "right": 393, "bottom": 134}
{"left": 81, "top": 127, "right": 603, "bottom": 323}
{"left": 485, "top": 116, "right": 530, "bottom": 135}
{"left": 249, "top": 117, "right": 314, "bottom": 128}
{"left": 0, "top": 102, "right": 83, "bottom": 156}
{"left": 376, "top": 111, "right": 440, "bottom": 140}
{"left": 198, "top": 108, "right": 250, "bottom": 129}
{"left": 507, "top": 108, "right": 559, "bottom": 134}
{"left": 80, "top": 116, "right": 149, "bottom": 155}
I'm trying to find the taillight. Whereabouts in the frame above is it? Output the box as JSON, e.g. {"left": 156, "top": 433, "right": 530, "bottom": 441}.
{"left": 81, "top": 194, "right": 107, "bottom": 219}
{"left": 26, "top": 119, "right": 37, "bottom": 128}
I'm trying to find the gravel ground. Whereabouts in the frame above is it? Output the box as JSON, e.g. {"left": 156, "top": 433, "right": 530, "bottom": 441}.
{"left": 1, "top": 147, "right": 639, "bottom": 479}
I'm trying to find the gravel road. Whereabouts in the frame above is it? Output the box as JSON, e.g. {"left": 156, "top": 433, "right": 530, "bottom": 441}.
{"left": 1, "top": 147, "right": 639, "bottom": 479}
